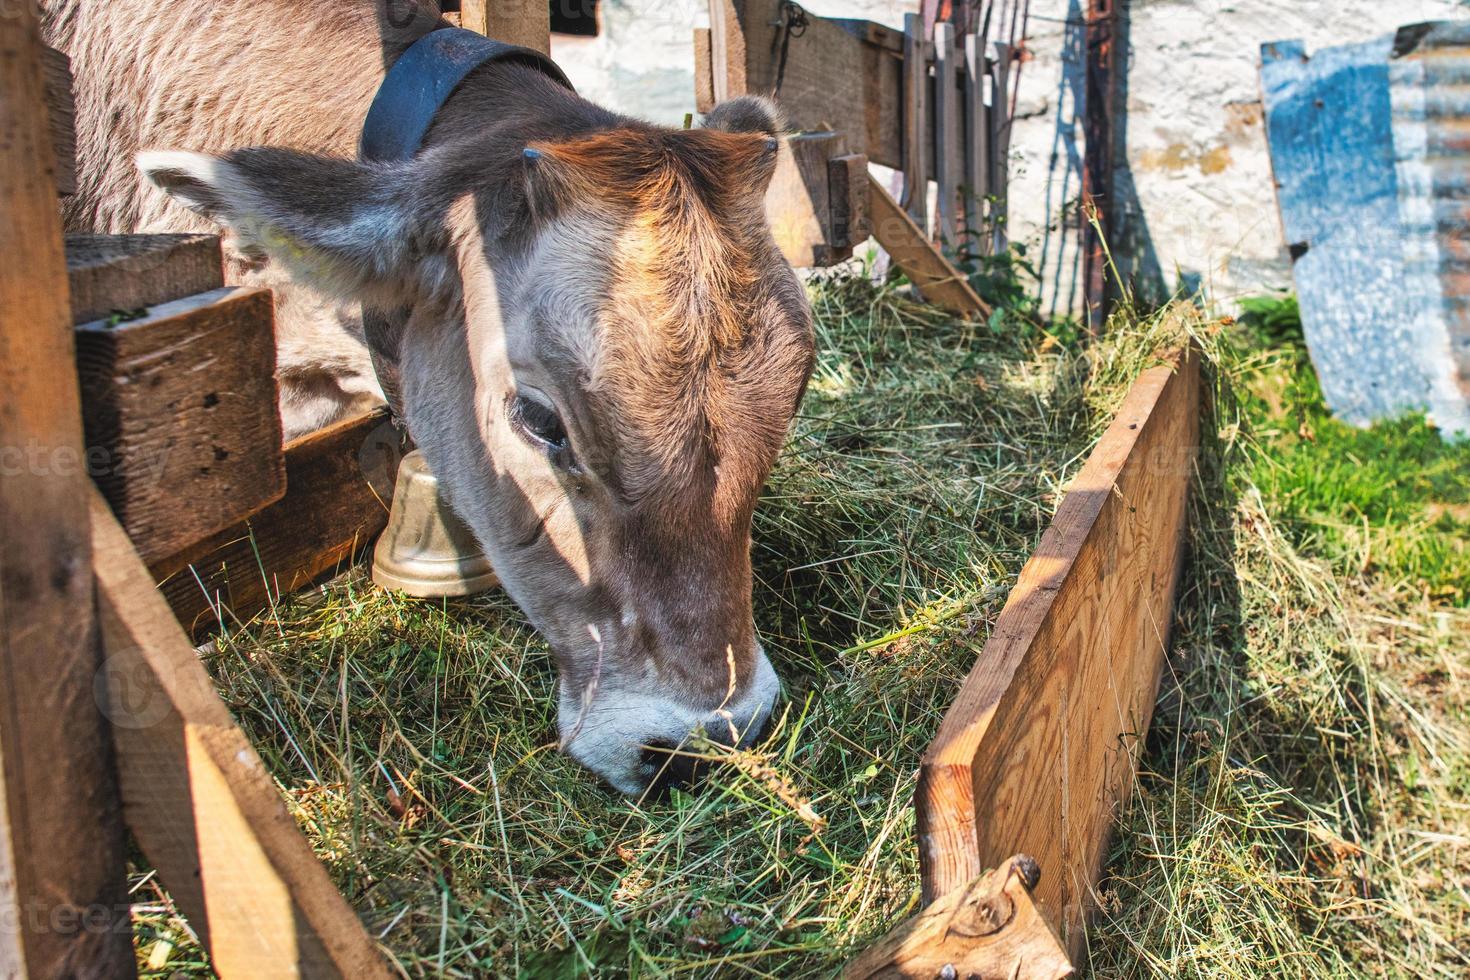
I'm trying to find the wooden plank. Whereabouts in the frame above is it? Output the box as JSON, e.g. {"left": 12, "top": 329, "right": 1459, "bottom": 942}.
{"left": 765, "top": 132, "right": 856, "bottom": 268}
{"left": 0, "top": 8, "right": 134, "bottom": 974}
{"left": 461, "top": 0, "right": 550, "bottom": 54}
{"left": 90, "top": 487, "right": 393, "bottom": 979}
{"left": 901, "top": 13, "right": 929, "bottom": 228}
{"left": 707, "top": 0, "right": 746, "bottom": 104}
{"left": 933, "top": 22, "right": 962, "bottom": 249}
{"left": 988, "top": 42, "right": 1012, "bottom": 255}
{"left": 964, "top": 32, "right": 991, "bottom": 252}
{"left": 77, "top": 287, "right": 286, "bottom": 567}
{"left": 66, "top": 233, "right": 223, "bottom": 325}
{"left": 917, "top": 347, "right": 1200, "bottom": 960}
{"left": 829, "top": 153, "right": 872, "bottom": 251}
{"left": 693, "top": 27, "right": 715, "bottom": 113}
{"left": 153, "top": 409, "right": 405, "bottom": 639}
{"left": 39, "top": 45, "right": 75, "bottom": 196}
{"left": 869, "top": 174, "right": 990, "bottom": 318}
{"left": 719, "top": 1, "right": 906, "bottom": 170}
{"left": 844, "top": 856, "right": 1073, "bottom": 980}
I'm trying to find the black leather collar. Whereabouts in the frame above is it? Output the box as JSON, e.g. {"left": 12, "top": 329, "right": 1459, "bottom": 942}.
{"left": 360, "top": 27, "right": 573, "bottom": 162}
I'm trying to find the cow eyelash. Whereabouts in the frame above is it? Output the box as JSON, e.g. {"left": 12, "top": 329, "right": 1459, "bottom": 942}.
{"left": 508, "top": 393, "right": 570, "bottom": 454}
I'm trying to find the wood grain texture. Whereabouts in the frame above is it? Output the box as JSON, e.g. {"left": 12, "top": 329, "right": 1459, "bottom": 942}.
{"left": 76, "top": 287, "right": 285, "bottom": 567}
{"left": 868, "top": 174, "right": 990, "bottom": 318}
{"left": 66, "top": 233, "right": 223, "bottom": 325}
{"left": 829, "top": 153, "right": 872, "bottom": 252}
{"left": 933, "top": 23, "right": 962, "bottom": 248}
{"left": 713, "top": 1, "right": 904, "bottom": 169}
{"left": 901, "top": 13, "right": 929, "bottom": 226}
{"left": 153, "top": 409, "right": 405, "bottom": 639}
{"left": 91, "top": 487, "right": 393, "bottom": 979}
{"left": 963, "top": 33, "right": 991, "bottom": 253}
{"left": 693, "top": 27, "right": 715, "bottom": 113}
{"left": 461, "top": 0, "right": 550, "bottom": 54}
{"left": 40, "top": 44, "right": 75, "bottom": 196}
{"left": 844, "top": 856, "right": 1073, "bottom": 980}
{"left": 0, "top": 9, "right": 135, "bottom": 974}
{"left": 765, "top": 133, "right": 855, "bottom": 268}
{"left": 917, "top": 348, "right": 1200, "bottom": 960}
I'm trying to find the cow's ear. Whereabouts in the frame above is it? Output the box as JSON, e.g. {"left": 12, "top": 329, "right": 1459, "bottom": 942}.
{"left": 701, "top": 95, "right": 784, "bottom": 137}
{"left": 138, "top": 148, "right": 442, "bottom": 305}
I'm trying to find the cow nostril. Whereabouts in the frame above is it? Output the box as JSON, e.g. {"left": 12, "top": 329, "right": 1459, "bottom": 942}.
{"left": 639, "top": 740, "right": 704, "bottom": 796}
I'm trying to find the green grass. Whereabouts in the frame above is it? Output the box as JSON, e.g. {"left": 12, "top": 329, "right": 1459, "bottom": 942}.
{"left": 1234, "top": 297, "right": 1470, "bottom": 604}
{"left": 130, "top": 282, "right": 1470, "bottom": 978}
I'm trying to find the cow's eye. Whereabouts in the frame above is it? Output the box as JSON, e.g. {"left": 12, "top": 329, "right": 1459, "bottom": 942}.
{"left": 509, "top": 393, "right": 569, "bottom": 452}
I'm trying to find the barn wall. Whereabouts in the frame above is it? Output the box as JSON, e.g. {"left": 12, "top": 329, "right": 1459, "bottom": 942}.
{"left": 551, "top": 0, "right": 1468, "bottom": 314}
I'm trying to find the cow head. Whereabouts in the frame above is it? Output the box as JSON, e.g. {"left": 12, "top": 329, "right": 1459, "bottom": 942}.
{"left": 138, "top": 96, "right": 814, "bottom": 794}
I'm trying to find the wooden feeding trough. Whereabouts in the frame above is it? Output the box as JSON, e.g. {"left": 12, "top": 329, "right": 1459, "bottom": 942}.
{"left": 0, "top": 5, "right": 1200, "bottom": 977}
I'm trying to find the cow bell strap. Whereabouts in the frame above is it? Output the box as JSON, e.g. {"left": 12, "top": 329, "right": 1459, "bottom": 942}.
{"left": 358, "top": 28, "right": 573, "bottom": 422}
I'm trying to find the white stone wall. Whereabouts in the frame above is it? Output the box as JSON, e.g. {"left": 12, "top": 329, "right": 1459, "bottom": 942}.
{"left": 552, "top": 0, "right": 1470, "bottom": 313}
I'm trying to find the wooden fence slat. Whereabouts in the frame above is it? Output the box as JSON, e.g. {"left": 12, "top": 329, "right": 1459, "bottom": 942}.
{"left": 91, "top": 487, "right": 394, "bottom": 979}
{"left": 869, "top": 175, "right": 990, "bottom": 319}
{"left": 917, "top": 347, "right": 1200, "bottom": 960}
{"left": 0, "top": 8, "right": 135, "bottom": 975}
{"left": 40, "top": 45, "right": 75, "bottom": 196}
{"left": 901, "top": 13, "right": 929, "bottom": 228}
{"left": 460, "top": 0, "right": 550, "bottom": 54}
{"left": 152, "top": 409, "right": 404, "bottom": 639}
{"left": 933, "top": 22, "right": 961, "bottom": 249}
{"left": 988, "top": 42, "right": 1012, "bottom": 254}
{"left": 964, "top": 32, "right": 991, "bottom": 252}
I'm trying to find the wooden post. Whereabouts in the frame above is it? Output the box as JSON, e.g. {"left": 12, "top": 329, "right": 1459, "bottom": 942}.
{"left": 1081, "top": 0, "right": 1120, "bottom": 331}
{"left": 988, "top": 41, "right": 1012, "bottom": 255}
{"left": 707, "top": 0, "right": 747, "bottom": 105}
{"left": 933, "top": 22, "right": 962, "bottom": 249}
{"left": 461, "top": 0, "right": 551, "bottom": 54}
{"left": 901, "top": 13, "right": 929, "bottom": 231}
{"left": 964, "top": 32, "right": 991, "bottom": 253}
{"left": 0, "top": 7, "right": 135, "bottom": 975}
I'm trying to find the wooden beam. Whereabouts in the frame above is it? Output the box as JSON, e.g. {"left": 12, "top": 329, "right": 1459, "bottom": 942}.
{"left": 988, "top": 42, "right": 1013, "bottom": 255}
{"left": 66, "top": 233, "right": 223, "bottom": 326}
{"left": 461, "top": 0, "right": 550, "bottom": 54}
{"left": 765, "top": 133, "right": 866, "bottom": 267}
{"left": 153, "top": 409, "right": 405, "bottom": 639}
{"left": 844, "top": 856, "right": 1073, "bottom": 980}
{"left": 917, "top": 346, "right": 1200, "bottom": 960}
{"left": 869, "top": 174, "right": 990, "bottom": 318}
{"left": 77, "top": 287, "right": 286, "bottom": 567}
{"left": 40, "top": 45, "right": 75, "bottom": 196}
{"left": 0, "top": 8, "right": 134, "bottom": 974}
{"left": 693, "top": 27, "right": 715, "bottom": 113}
{"left": 90, "top": 487, "right": 393, "bottom": 978}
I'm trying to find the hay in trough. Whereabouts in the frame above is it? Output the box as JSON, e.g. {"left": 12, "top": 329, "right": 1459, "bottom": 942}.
{"left": 132, "top": 276, "right": 1469, "bottom": 978}
{"left": 137, "top": 270, "right": 1164, "bottom": 977}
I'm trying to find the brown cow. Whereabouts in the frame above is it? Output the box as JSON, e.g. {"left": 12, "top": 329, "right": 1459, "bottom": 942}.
{"left": 43, "top": 0, "right": 814, "bottom": 794}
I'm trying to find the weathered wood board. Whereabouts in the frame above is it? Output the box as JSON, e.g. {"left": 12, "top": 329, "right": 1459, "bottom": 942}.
{"left": 91, "top": 488, "right": 393, "bottom": 979}
{"left": 917, "top": 348, "right": 1200, "bottom": 960}
{"left": 0, "top": 9, "right": 134, "bottom": 974}
{"left": 706, "top": 0, "right": 906, "bottom": 170}
{"left": 765, "top": 133, "right": 869, "bottom": 267}
{"left": 76, "top": 287, "right": 286, "bottom": 567}
{"left": 40, "top": 44, "right": 76, "bottom": 196}
{"left": 868, "top": 175, "right": 989, "bottom": 318}
{"left": 66, "top": 233, "right": 223, "bottom": 325}
{"left": 461, "top": 0, "right": 550, "bottom": 54}
{"left": 154, "top": 409, "right": 405, "bottom": 638}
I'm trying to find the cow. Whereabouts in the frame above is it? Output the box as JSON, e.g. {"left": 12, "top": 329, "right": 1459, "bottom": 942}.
{"left": 42, "top": 0, "right": 815, "bottom": 795}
